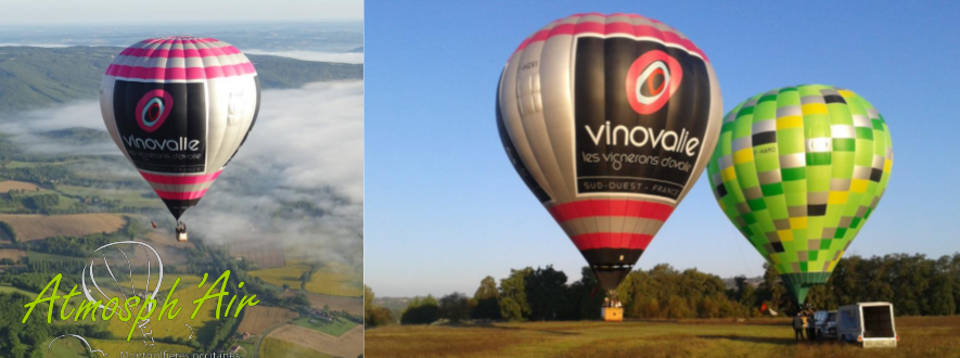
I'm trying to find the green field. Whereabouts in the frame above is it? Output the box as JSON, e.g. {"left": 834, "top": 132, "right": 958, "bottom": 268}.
{"left": 260, "top": 337, "right": 333, "bottom": 358}
{"left": 42, "top": 337, "right": 193, "bottom": 358}
{"left": 249, "top": 262, "right": 362, "bottom": 297}
{"left": 365, "top": 316, "right": 960, "bottom": 358}
{"left": 0, "top": 285, "right": 35, "bottom": 296}
{"left": 56, "top": 184, "right": 159, "bottom": 209}
{"left": 293, "top": 316, "right": 358, "bottom": 337}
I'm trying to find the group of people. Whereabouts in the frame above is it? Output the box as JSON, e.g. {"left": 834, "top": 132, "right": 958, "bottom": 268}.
{"left": 792, "top": 307, "right": 817, "bottom": 342}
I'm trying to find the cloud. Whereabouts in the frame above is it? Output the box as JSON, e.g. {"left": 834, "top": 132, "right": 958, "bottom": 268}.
{"left": 0, "top": 79, "right": 364, "bottom": 267}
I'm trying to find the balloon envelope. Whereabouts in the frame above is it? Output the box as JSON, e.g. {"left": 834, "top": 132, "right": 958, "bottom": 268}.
{"left": 497, "top": 13, "right": 722, "bottom": 291}
{"left": 706, "top": 84, "right": 893, "bottom": 304}
{"left": 100, "top": 36, "right": 260, "bottom": 220}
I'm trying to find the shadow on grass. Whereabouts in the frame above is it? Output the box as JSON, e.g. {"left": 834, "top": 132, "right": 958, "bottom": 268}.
{"left": 697, "top": 334, "right": 795, "bottom": 346}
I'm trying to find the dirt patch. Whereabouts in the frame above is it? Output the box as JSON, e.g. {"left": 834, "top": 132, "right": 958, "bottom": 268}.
{"left": 0, "top": 180, "right": 38, "bottom": 193}
{"left": 0, "top": 248, "right": 26, "bottom": 261}
{"left": 237, "top": 306, "right": 298, "bottom": 335}
{"left": 0, "top": 213, "right": 126, "bottom": 241}
{"left": 269, "top": 323, "right": 362, "bottom": 358}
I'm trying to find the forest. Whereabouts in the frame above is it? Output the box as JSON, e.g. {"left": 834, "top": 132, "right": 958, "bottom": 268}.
{"left": 366, "top": 252, "right": 960, "bottom": 327}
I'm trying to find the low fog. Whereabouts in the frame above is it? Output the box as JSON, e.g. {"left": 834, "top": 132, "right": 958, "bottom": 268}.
{"left": 0, "top": 79, "right": 364, "bottom": 267}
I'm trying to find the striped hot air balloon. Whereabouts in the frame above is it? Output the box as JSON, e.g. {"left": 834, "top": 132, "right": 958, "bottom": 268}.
{"left": 496, "top": 13, "right": 723, "bottom": 297}
{"left": 707, "top": 84, "right": 892, "bottom": 305}
{"left": 100, "top": 36, "right": 260, "bottom": 241}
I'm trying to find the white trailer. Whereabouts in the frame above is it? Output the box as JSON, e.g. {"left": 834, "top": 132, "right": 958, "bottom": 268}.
{"left": 836, "top": 302, "right": 898, "bottom": 348}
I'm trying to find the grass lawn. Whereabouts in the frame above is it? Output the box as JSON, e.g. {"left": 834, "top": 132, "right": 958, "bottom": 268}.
{"left": 365, "top": 316, "right": 960, "bottom": 358}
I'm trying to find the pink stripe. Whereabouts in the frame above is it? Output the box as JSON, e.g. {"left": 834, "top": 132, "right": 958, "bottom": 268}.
{"left": 105, "top": 62, "right": 256, "bottom": 80}
{"left": 513, "top": 21, "right": 707, "bottom": 61}
{"left": 140, "top": 170, "right": 222, "bottom": 185}
{"left": 154, "top": 188, "right": 209, "bottom": 200}
{"left": 119, "top": 46, "right": 242, "bottom": 58}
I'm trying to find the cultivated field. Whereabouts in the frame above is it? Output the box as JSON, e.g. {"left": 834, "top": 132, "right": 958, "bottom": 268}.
{"left": 308, "top": 292, "right": 363, "bottom": 315}
{"left": 269, "top": 323, "right": 363, "bottom": 358}
{"left": 364, "top": 316, "right": 960, "bottom": 358}
{"left": 259, "top": 337, "right": 333, "bottom": 358}
{"left": 0, "top": 213, "right": 126, "bottom": 241}
{"left": 237, "top": 305, "right": 299, "bottom": 335}
{"left": 0, "top": 180, "right": 38, "bottom": 192}
{"left": 249, "top": 262, "right": 362, "bottom": 297}
{"left": 0, "top": 248, "right": 26, "bottom": 261}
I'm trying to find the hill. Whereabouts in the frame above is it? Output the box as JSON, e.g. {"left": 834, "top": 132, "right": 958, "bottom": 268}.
{"left": 0, "top": 46, "right": 363, "bottom": 112}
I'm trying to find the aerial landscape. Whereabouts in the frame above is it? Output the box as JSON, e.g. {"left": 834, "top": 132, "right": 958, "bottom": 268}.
{"left": 0, "top": 22, "right": 363, "bottom": 358}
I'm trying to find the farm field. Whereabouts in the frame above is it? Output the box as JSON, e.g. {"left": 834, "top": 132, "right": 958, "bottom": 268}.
{"left": 308, "top": 292, "right": 363, "bottom": 316}
{"left": 0, "top": 285, "right": 34, "bottom": 296}
{"left": 42, "top": 337, "right": 192, "bottom": 358}
{"left": 293, "top": 316, "right": 357, "bottom": 337}
{"left": 237, "top": 305, "right": 299, "bottom": 335}
{"left": 259, "top": 337, "right": 334, "bottom": 358}
{"left": 364, "top": 316, "right": 960, "bottom": 358}
{"left": 0, "top": 213, "right": 126, "bottom": 241}
{"left": 0, "top": 180, "right": 38, "bottom": 192}
{"left": 249, "top": 261, "right": 362, "bottom": 297}
{"left": 269, "top": 323, "right": 363, "bottom": 358}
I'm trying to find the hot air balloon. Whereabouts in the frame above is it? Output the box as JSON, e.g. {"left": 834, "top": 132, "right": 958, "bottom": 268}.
{"left": 496, "top": 13, "right": 723, "bottom": 320}
{"left": 707, "top": 84, "right": 892, "bottom": 305}
{"left": 100, "top": 36, "right": 260, "bottom": 241}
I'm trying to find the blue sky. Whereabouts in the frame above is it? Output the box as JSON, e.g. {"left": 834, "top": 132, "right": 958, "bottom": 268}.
{"left": 364, "top": 0, "right": 960, "bottom": 297}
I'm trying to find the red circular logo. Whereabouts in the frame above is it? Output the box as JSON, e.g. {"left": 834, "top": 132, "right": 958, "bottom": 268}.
{"left": 135, "top": 89, "right": 173, "bottom": 133}
{"left": 625, "top": 49, "right": 683, "bottom": 115}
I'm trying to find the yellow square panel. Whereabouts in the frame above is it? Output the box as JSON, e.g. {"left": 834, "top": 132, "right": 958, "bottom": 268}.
{"left": 722, "top": 167, "right": 737, "bottom": 181}
{"left": 776, "top": 115, "right": 803, "bottom": 130}
{"left": 802, "top": 103, "right": 828, "bottom": 115}
{"left": 828, "top": 191, "right": 848, "bottom": 205}
{"left": 733, "top": 148, "right": 754, "bottom": 164}
{"left": 789, "top": 217, "right": 807, "bottom": 229}
{"left": 777, "top": 229, "right": 794, "bottom": 242}
{"left": 850, "top": 179, "right": 868, "bottom": 193}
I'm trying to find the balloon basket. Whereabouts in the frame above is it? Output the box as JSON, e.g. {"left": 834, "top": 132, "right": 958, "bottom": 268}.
{"left": 602, "top": 307, "right": 623, "bottom": 322}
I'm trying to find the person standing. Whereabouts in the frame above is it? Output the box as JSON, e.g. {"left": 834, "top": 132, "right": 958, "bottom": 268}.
{"left": 793, "top": 312, "right": 805, "bottom": 342}
{"left": 807, "top": 309, "right": 817, "bottom": 341}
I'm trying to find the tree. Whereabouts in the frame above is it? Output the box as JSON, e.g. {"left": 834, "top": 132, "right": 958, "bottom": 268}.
{"left": 438, "top": 292, "right": 470, "bottom": 322}
{"left": 472, "top": 276, "right": 501, "bottom": 320}
{"left": 499, "top": 267, "right": 533, "bottom": 321}
{"left": 401, "top": 296, "right": 440, "bottom": 325}
{"left": 364, "top": 285, "right": 394, "bottom": 327}
{"left": 566, "top": 267, "right": 604, "bottom": 320}
{"left": 525, "top": 266, "right": 568, "bottom": 321}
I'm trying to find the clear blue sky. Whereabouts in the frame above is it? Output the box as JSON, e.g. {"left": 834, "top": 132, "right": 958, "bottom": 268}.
{"left": 365, "top": 1, "right": 960, "bottom": 297}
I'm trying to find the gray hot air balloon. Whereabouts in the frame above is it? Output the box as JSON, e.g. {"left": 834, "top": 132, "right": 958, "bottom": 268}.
{"left": 496, "top": 13, "right": 723, "bottom": 319}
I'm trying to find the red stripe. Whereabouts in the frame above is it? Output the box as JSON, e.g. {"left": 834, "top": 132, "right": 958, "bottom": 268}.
{"left": 119, "top": 46, "right": 242, "bottom": 58}
{"left": 513, "top": 21, "right": 707, "bottom": 61}
{"left": 139, "top": 170, "right": 222, "bottom": 185}
{"left": 154, "top": 188, "right": 208, "bottom": 200}
{"left": 105, "top": 62, "right": 256, "bottom": 80}
{"left": 571, "top": 232, "right": 653, "bottom": 250}
{"left": 549, "top": 199, "right": 674, "bottom": 223}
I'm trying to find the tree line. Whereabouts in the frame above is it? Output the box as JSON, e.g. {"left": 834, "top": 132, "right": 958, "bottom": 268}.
{"left": 365, "top": 252, "right": 960, "bottom": 327}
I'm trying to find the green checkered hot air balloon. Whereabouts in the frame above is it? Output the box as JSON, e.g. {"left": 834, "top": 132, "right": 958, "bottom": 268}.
{"left": 706, "top": 84, "right": 892, "bottom": 305}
